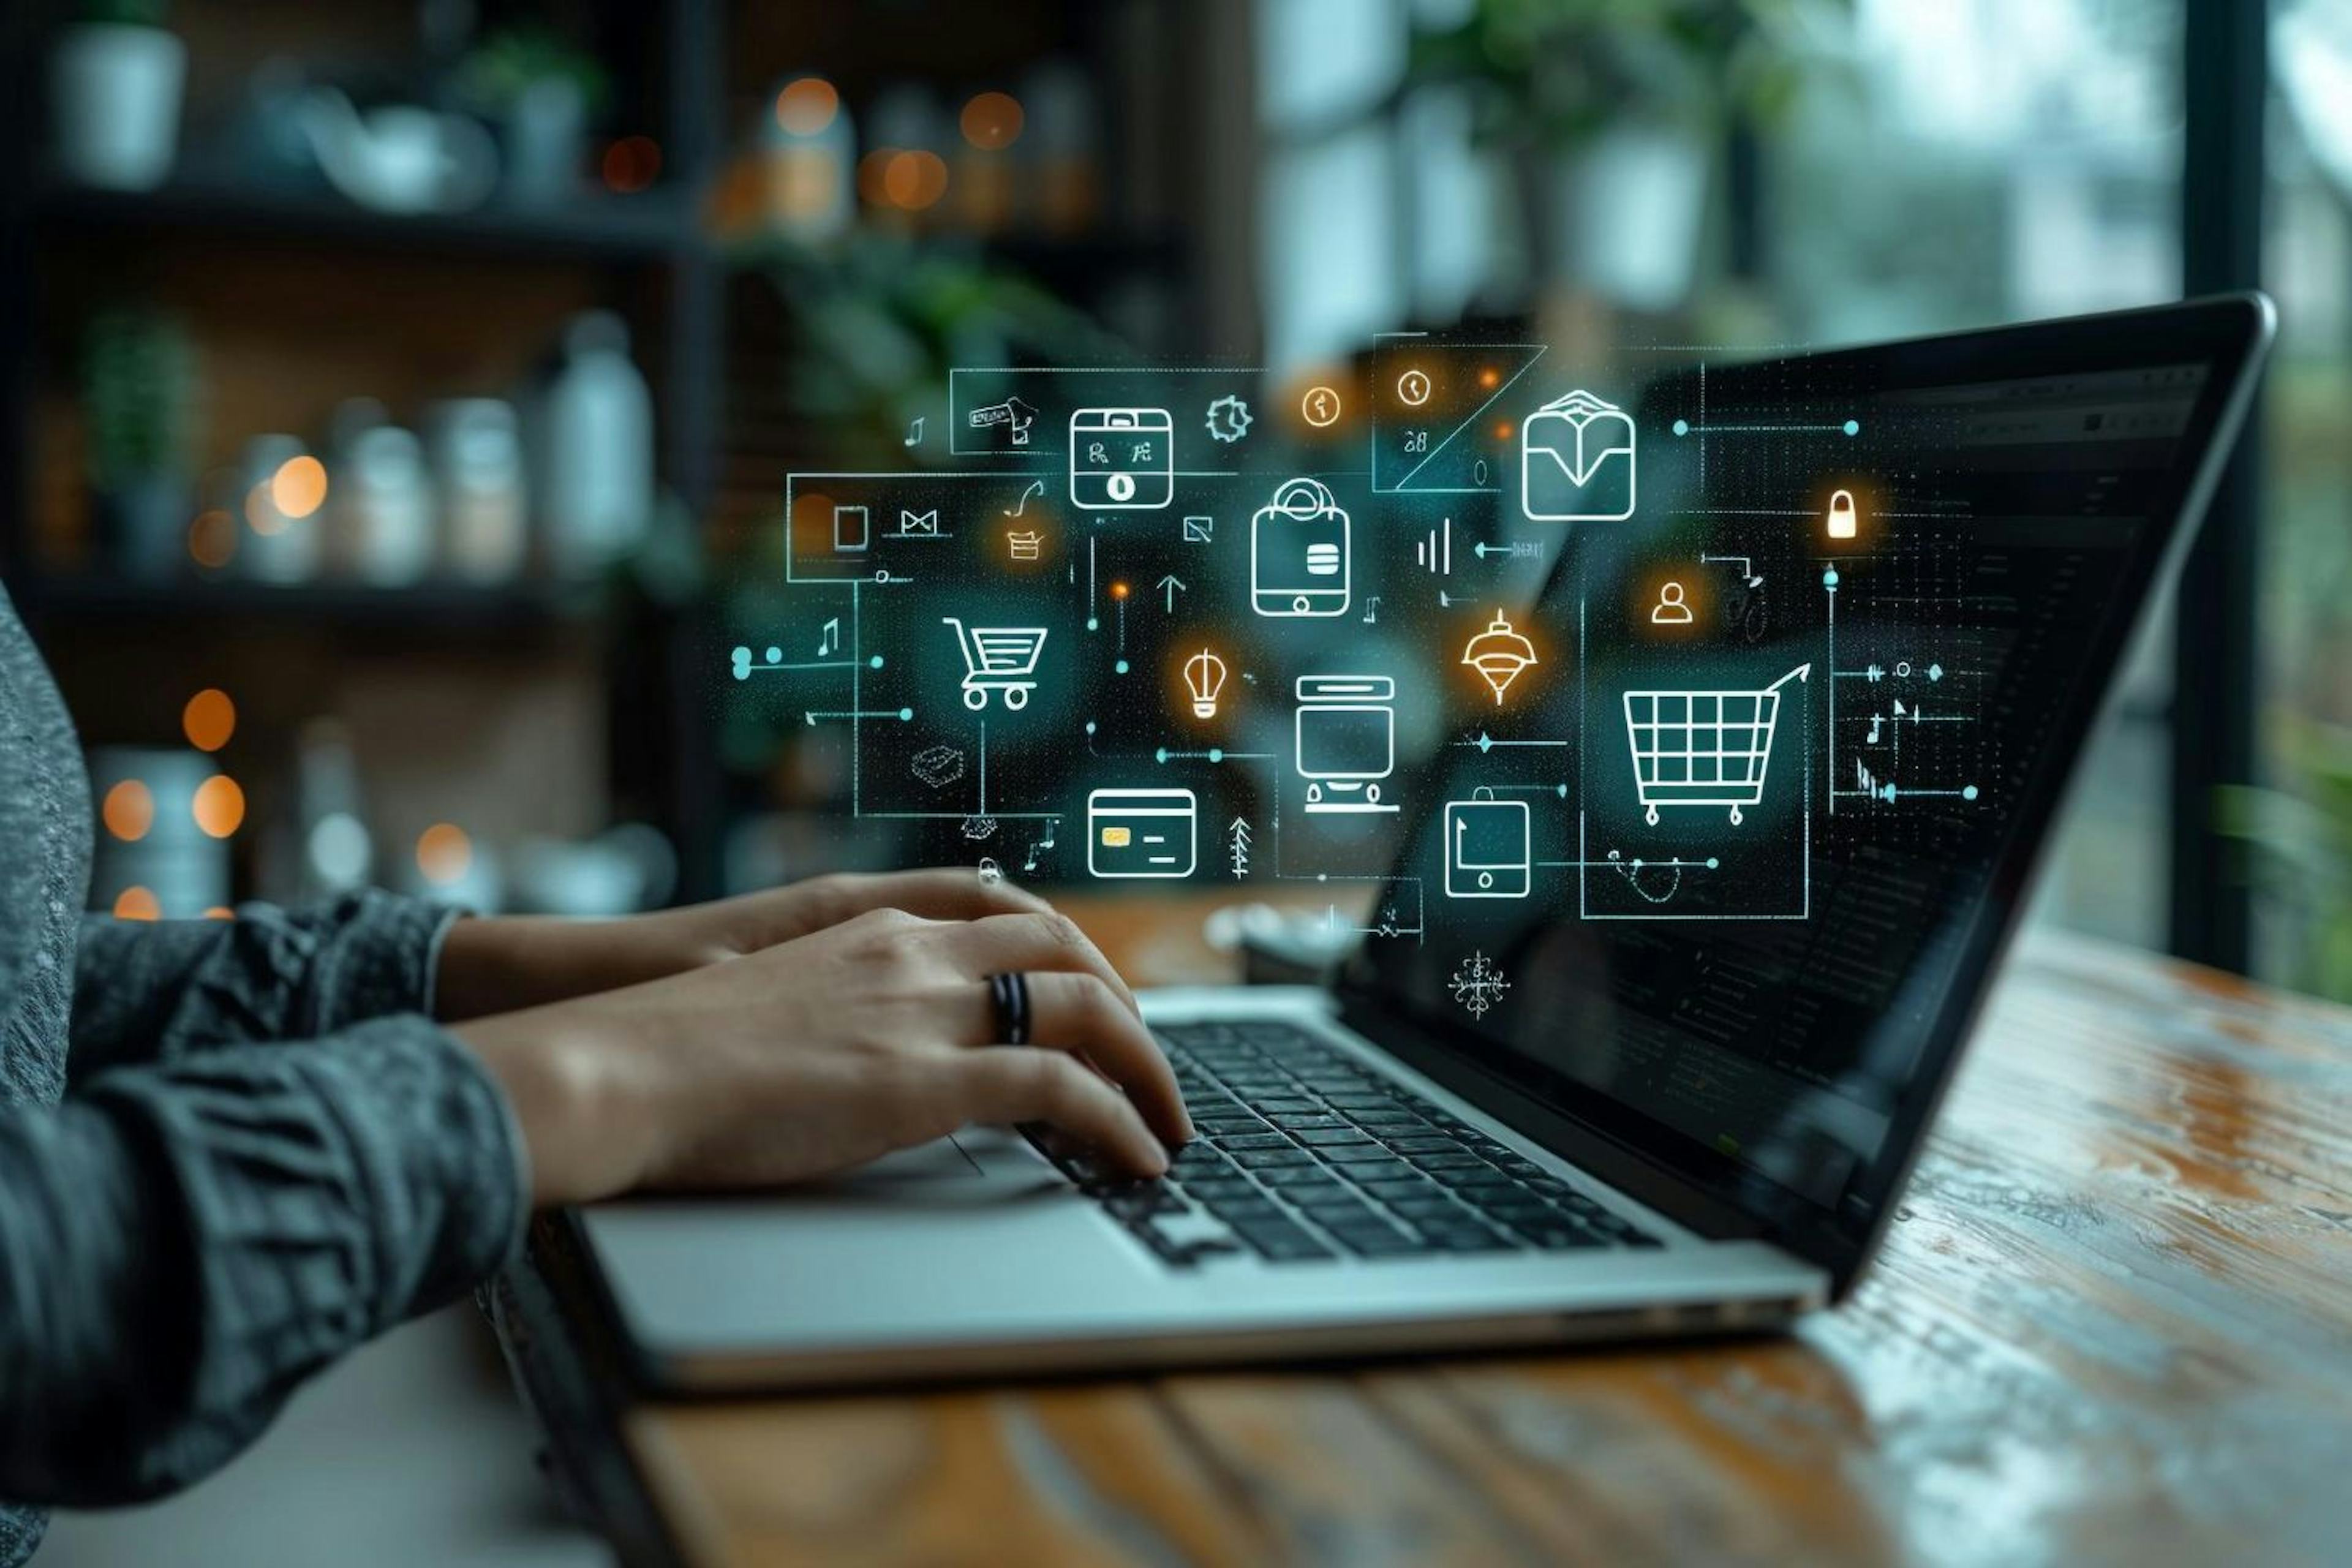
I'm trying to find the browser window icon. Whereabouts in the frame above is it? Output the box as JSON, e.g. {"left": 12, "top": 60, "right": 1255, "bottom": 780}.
{"left": 1520, "top": 389, "right": 1635, "bottom": 522}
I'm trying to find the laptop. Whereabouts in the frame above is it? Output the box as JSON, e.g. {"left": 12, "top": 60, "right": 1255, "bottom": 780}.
{"left": 576, "top": 295, "right": 2272, "bottom": 1391}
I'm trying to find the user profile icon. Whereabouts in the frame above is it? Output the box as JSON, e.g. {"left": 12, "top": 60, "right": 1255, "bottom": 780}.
{"left": 1651, "top": 581, "right": 1693, "bottom": 625}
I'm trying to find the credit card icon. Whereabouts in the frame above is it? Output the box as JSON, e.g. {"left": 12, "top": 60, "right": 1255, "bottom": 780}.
{"left": 1087, "top": 788, "right": 1197, "bottom": 879}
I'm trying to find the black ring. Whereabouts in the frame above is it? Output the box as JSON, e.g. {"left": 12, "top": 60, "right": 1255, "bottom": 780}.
{"left": 987, "top": 971, "right": 1032, "bottom": 1046}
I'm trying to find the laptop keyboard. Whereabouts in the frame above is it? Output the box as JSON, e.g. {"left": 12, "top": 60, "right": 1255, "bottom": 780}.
{"left": 1038, "top": 1020, "right": 1663, "bottom": 1268}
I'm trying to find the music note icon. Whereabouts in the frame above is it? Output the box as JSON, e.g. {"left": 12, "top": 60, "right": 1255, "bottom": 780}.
{"left": 904, "top": 416, "right": 924, "bottom": 447}
{"left": 817, "top": 618, "right": 840, "bottom": 657}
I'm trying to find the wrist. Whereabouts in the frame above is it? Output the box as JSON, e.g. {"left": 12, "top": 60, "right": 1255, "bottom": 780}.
{"left": 453, "top": 1002, "right": 648, "bottom": 1207}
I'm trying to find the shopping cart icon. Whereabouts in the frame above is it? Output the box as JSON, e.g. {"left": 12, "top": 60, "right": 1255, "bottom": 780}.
{"left": 942, "top": 617, "right": 1049, "bottom": 710}
{"left": 1622, "top": 663, "right": 1809, "bottom": 825}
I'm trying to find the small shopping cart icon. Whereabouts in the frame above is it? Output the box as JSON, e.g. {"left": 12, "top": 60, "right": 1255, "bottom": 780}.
{"left": 942, "top": 617, "right": 1049, "bottom": 710}
{"left": 1622, "top": 663, "right": 1809, "bottom": 825}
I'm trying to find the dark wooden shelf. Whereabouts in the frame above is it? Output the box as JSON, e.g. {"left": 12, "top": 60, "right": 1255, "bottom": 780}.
{"left": 34, "top": 174, "right": 703, "bottom": 265}
{"left": 9, "top": 572, "right": 612, "bottom": 635}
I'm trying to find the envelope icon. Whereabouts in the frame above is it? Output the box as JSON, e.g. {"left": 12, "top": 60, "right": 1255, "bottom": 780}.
{"left": 1521, "top": 389, "right": 1635, "bottom": 522}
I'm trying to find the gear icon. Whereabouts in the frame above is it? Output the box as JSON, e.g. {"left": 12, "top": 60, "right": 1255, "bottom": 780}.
{"left": 1205, "top": 394, "right": 1253, "bottom": 444}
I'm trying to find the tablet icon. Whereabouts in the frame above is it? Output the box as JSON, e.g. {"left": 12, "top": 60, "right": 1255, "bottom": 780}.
{"left": 1444, "top": 788, "right": 1530, "bottom": 899}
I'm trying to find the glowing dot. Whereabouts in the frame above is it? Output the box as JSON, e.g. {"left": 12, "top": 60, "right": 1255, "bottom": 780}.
{"left": 1110, "top": 581, "right": 1129, "bottom": 600}
{"left": 897, "top": 707, "right": 913, "bottom": 721}
{"left": 270, "top": 456, "right": 328, "bottom": 519}
{"left": 183, "top": 688, "right": 235, "bottom": 752}
{"left": 1155, "top": 747, "right": 1169, "bottom": 763}
{"left": 1707, "top": 858, "right": 1721, "bottom": 869}
{"left": 189, "top": 508, "right": 236, "bottom": 568}
{"left": 960, "top": 91, "right": 1024, "bottom": 151}
{"left": 1673, "top": 419, "right": 1690, "bottom": 436}
{"left": 1843, "top": 420, "right": 1860, "bottom": 436}
{"left": 203, "top": 906, "right": 234, "bottom": 921}
{"left": 1493, "top": 421, "right": 1513, "bottom": 441}
{"left": 102, "top": 780, "right": 154, "bottom": 842}
{"left": 869, "top": 655, "right": 884, "bottom": 669}
{"left": 882, "top": 149, "right": 948, "bottom": 211}
{"left": 1962, "top": 785, "right": 1980, "bottom": 801}
{"left": 1085, "top": 722, "right": 1097, "bottom": 734}
{"left": 1087, "top": 617, "right": 1099, "bottom": 631}
{"left": 192, "top": 775, "right": 246, "bottom": 839}
{"left": 1208, "top": 748, "right": 1224, "bottom": 763}
{"left": 775, "top": 77, "right": 840, "bottom": 137}
{"left": 765, "top": 646, "right": 782, "bottom": 663}
{"left": 1823, "top": 568, "right": 1840, "bottom": 587}
{"left": 1478, "top": 367, "right": 1499, "bottom": 389}
{"left": 1115, "top": 659, "right": 1129, "bottom": 674}
{"left": 1632, "top": 859, "right": 1645, "bottom": 870}
{"left": 602, "top": 135, "right": 662, "bottom": 193}
{"left": 417, "top": 823, "right": 473, "bottom": 884}
{"left": 113, "top": 886, "right": 160, "bottom": 921}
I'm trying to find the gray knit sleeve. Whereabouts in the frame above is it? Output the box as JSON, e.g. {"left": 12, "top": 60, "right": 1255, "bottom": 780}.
{"left": 69, "top": 891, "right": 459, "bottom": 1077}
{"left": 0, "top": 1015, "right": 526, "bottom": 1506}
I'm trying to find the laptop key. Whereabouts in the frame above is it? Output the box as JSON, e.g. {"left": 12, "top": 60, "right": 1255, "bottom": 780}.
{"left": 1235, "top": 1224, "right": 1336, "bottom": 1262}
{"left": 1292, "top": 1128, "right": 1375, "bottom": 1147}
{"left": 1234, "top": 1148, "right": 1317, "bottom": 1169}
{"left": 1325, "top": 1224, "right": 1425, "bottom": 1257}
{"left": 1218, "top": 1133, "right": 1297, "bottom": 1152}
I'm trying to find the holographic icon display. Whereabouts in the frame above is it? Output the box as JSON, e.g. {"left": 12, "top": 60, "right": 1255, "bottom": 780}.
{"left": 1461, "top": 611, "right": 1539, "bottom": 705}
{"left": 1300, "top": 385, "right": 1342, "bottom": 428}
{"left": 1444, "top": 788, "right": 1530, "bottom": 899}
{"left": 1827, "top": 487, "right": 1858, "bottom": 540}
{"left": 1448, "top": 951, "right": 1509, "bottom": 1019}
{"left": 1622, "top": 664, "right": 1809, "bottom": 825}
{"left": 1295, "top": 675, "right": 1396, "bottom": 815}
{"left": 1204, "top": 394, "right": 1253, "bottom": 443}
{"left": 1087, "top": 788, "right": 1197, "bottom": 878}
{"left": 1651, "top": 582, "right": 1692, "bottom": 624}
{"left": 1182, "top": 649, "right": 1228, "bottom": 718}
{"left": 1521, "top": 389, "right": 1635, "bottom": 522}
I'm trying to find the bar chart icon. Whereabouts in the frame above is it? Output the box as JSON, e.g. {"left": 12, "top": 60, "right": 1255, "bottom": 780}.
{"left": 1415, "top": 518, "right": 1452, "bottom": 575}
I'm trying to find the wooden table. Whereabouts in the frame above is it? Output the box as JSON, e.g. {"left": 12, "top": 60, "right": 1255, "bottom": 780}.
{"left": 519, "top": 903, "right": 2352, "bottom": 1566}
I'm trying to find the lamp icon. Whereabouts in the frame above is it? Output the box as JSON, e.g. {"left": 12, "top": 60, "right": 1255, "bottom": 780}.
{"left": 1183, "top": 649, "right": 1228, "bottom": 718}
{"left": 1461, "top": 611, "right": 1539, "bottom": 706}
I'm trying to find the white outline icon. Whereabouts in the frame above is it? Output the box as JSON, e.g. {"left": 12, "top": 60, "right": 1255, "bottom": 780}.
{"left": 1396, "top": 368, "right": 1432, "bottom": 406}
{"left": 1444, "top": 788, "right": 1530, "bottom": 899}
{"left": 1521, "top": 389, "right": 1635, "bottom": 521}
{"left": 1622, "top": 664, "right": 1809, "bottom": 825}
{"left": 1205, "top": 394, "right": 1252, "bottom": 443}
{"left": 1461, "top": 610, "right": 1539, "bottom": 705}
{"left": 1069, "top": 409, "right": 1174, "bottom": 510}
{"left": 1295, "top": 674, "right": 1396, "bottom": 815}
{"left": 1250, "top": 477, "right": 1349, "bottom": 617}
{"left": 1087, "top": 788, "right": 1197, "bottom": 878}
{"left": 942, "top": 617, "right": 1049, "bottom": 710}
{"left": 1827, "top": 488, "right": 1858, "bottom": 540}
{"left": 1300, "top": 386, "right": 1342, "bottom": 428}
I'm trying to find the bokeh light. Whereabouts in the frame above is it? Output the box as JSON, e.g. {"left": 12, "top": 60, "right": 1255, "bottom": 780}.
{"left": 192, "top": 775, "right": 245, "bottom": 839}
{"left": 602, "top": 135, "right": 662, "bottom": 194}
{"left": 244, "top": 483, "right": 287, "bottom": 535}
{"left": 881, "top": 149, "right": 948, "bottom": 210}
{"left": 960, "top": 92, "right": 1025, "bottom": 151}
{"left": 113, "top": 887, "right": 160, "bottom": 921}
{"left": 188, "top": 508, "right": 236, "bottom": 568}
{"left": 202, "top": 907, "right": 234, "bottom": 921}
{"left": 101, "top": 779, "right": 153, "bottom": 842}
{"left": 775, "top": 77, "right": 840, "bottom": 137}
{"left": 270, "top": 456, "right": 328, "bottom": 520}
{"left": 183, "top": 688, "right": 235, "bottom": 752}
{"left": 417, "top": 823, "right": 474, "bottom": 885}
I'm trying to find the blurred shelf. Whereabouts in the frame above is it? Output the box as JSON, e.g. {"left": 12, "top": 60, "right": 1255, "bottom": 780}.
{"left": 714, "top": 227, "right": 1183, "bottom": 282}
{"left": 9, "top": 573, "right": 616, "bottom": 636}
{"left": 34, "top": 174, "right": 704, "bottom": 265}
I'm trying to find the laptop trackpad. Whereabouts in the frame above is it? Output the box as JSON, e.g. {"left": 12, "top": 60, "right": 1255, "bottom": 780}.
{"left": 812, "top": 1128, "right": 1056, "bottom": 1195}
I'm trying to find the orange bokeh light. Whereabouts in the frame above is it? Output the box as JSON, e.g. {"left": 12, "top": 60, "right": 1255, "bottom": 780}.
{"left": 189, "top": 508, "right": 236, "bottom": 568}
{"left": 113, "top": 886, "right": 160, "bottom": 921}
{"left": 1110, "top": 581, "right": 1130, "bottom": 600}
{"left": 101, "top": 779, "right": 154, "bottom": 842}
{"left": 1493, "top": 421, "right": 1514, "bottom": 441}
{"left": 960, "top": 91, "right": 1025, "bottom": 151}
{"left": 183, "top": 688, "right": 235, "bottom": 752}
{"left": 203, "top": 906, "right": 234, "bottom": 921}
{"left": 602, "top": 135, "right": 662, "bottom": 194}
{"left": 881, "top": 149, "right": 948, "bottom": 211}
{"left": 271, "top": 456, "right": 328, "bottom": 520}
{"left": 417, "top": 823, "right": 474, "bottom": 885}
{"left": 775, "top": 77, "right": 840, "bottom": 137}
{"left": 192, "top": 775, "right": 245, "bottom": 839}
{"left": 1479, "top": 367, "right": 1500, "bottom": 389}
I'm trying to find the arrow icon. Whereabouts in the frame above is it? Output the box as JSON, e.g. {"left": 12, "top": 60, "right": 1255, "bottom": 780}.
{"left": 1156, "top": 573, "right": 1187, "bottom": 612}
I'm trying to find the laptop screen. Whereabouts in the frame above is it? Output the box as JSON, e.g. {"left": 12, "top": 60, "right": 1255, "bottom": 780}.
{"left": 1338, "top": 298, "right": 2269, "bottom": 1284}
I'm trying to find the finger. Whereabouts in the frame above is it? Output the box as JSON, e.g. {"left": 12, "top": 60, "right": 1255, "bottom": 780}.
{"left": 943, "top": 1049, "right": 1168, "bottom": 1177}
{"left": 866, "top": 869, "right": 1057, "bottom": 924}
{"left": 929, "top": 912, "right": 1142, "bottom": 1018}
{"left": 1006, "top": 973, "right": 1192, "bottom": 1144}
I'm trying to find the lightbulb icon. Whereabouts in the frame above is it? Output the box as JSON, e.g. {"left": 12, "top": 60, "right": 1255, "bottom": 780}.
{"left": 1461, "top": 611, "right": 1539, "bottom": 706}
{"left": 1183, "top": 648, "right": 1228, "bottom": 718}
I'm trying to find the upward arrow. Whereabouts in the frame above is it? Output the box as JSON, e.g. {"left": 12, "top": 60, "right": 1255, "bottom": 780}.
{"left": 1156, "top": 574, "right": 1186, "bottom": 612}
{"left": 1227, "top": 816, "right": 1251, "bottom": 842}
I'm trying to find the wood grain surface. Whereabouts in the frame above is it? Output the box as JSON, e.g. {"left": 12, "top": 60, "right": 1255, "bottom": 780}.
{"left": 624, "top": 910, "right": 2352, "bottom": 1567}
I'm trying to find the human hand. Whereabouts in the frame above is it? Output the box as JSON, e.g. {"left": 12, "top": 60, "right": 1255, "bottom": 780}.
{"left": 435, "top": 869, "right": 1064, "bottom": 1022}
{"left": 453, "top": 907, "right": 1190, "bottom": 1206}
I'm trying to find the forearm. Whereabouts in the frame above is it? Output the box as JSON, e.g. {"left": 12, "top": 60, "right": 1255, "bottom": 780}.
{"left": 434, "top": 914, "right": 719, "bottom": 1023}
{"left": 0, "top": 1017, "right": 524, "bottom": 1506}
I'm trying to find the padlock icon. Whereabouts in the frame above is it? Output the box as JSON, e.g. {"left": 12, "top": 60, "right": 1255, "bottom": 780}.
{"left": 1826, "top": 488, "right": 1858, "bottom": 540}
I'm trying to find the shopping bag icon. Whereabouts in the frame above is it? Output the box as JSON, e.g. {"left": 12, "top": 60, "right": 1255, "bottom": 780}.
{"left": 1251, "top": 477, "right": 1350, "bottom": 617}
{"left": 1521, "top": 389, "right": 1635, "bottom": 522}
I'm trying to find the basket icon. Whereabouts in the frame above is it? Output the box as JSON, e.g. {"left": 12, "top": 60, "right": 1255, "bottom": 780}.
{"left": 941, "top": 617, "right": 1049, "bottom": 710}
{"left": 1622, "top": 664, "right": 1809, "bottom": 825}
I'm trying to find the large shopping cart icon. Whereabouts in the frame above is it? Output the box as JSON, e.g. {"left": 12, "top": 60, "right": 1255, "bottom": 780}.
{"left": 942, "top": 617, "right": 1049, "bottom": 710}
{"left": 1622, "top": 664, "right": 1809, "bottom": 825}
